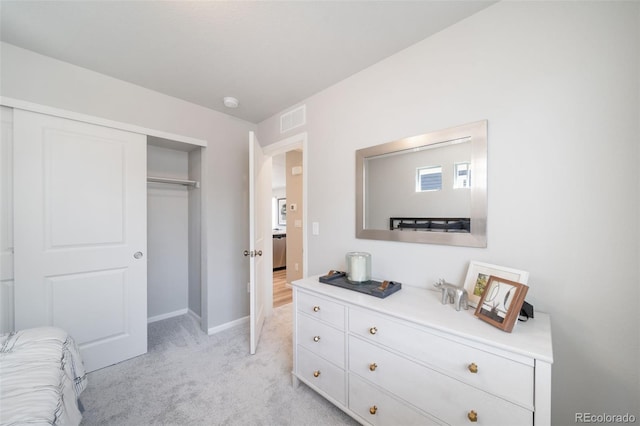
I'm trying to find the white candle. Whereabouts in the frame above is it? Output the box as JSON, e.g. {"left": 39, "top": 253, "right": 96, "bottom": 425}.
{"left": 346, "top": 252, "right": 371, "bottom": 283}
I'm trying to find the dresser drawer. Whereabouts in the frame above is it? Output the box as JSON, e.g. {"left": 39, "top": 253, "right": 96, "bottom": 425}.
{"left": 298, "top": 313, "right": 345, "bottom": 368}
{"left": 297, "top": 345, "right": 346, "bottom": 405}
{"left": 349, "top": 308, "right": 533, "bottom": 408}
{"left": 297, "top": 290, "right": 346, "bottom": 330}
{"left": 349, "top": 374, "right": 442, "bottom": 426}
{"left": 349, "top": 336, "right": 533, "bottom": 426}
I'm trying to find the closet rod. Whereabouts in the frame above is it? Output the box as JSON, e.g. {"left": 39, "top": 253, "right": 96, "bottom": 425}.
{"left": 147, "top": 176, "right": 200, "bottom": 188}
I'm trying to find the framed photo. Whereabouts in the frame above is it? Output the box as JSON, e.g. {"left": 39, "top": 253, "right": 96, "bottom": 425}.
{"left": 277, "top": 198, "right": 287, "bottom": 226}
{"left": 463, "top": 261, "right": 529, "bottom": 308}
{"left": 475, "top": 276, "right": 528, "bottom": 332}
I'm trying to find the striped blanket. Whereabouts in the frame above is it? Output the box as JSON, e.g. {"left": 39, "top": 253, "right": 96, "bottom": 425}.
{"left": 0, "top": 327, "right": 87, "bottom": 426}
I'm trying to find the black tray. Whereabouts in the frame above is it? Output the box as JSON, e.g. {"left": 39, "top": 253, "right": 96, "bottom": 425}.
{"left": 318, "top": 271, "right": 401, "bottom": 299}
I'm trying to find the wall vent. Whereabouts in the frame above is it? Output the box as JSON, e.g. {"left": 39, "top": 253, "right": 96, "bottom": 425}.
{"left": 280, "top": 105, "right": 306, "bottom": 133}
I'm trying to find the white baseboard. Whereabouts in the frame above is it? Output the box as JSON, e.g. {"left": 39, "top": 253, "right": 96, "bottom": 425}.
{"left": 147, "top": 308, "right": 188, "bottom": 324}
{"left": 188, "top": 309, "right": 201, "bottom": 321}
{"left": 207, "top": 315, "right": 249, "bottom": 336}
{"left": 148, "top": 308, "right": 247, "bottom": 334}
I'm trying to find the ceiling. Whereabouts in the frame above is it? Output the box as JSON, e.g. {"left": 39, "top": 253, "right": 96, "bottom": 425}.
{"left": 0, "top": 1, "right": 494, "bottom": 123}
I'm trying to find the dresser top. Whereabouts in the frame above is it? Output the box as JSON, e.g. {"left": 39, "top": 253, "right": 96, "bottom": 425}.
{"left": 292, "top": 275, "right": 553, "bottom": 363}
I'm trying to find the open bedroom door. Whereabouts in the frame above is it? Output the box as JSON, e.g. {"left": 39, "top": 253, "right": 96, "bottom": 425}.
{"left": 247, "top": 131, "right": 270, "bottom": 354}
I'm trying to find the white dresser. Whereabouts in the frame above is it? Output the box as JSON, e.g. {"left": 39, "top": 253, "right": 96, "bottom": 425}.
{"left": 291, "top": 276, "right": 553, "bottom": 426}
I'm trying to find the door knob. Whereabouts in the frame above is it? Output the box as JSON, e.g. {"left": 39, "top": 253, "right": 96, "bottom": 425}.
{"left": 244, "top": 250, "right": 252, "bottom": 257}
{"left": 256, "top": 250, "right": 263, "bottom": 256}
{"left": 134, "top": 251, "right": 143, "bottom": 259}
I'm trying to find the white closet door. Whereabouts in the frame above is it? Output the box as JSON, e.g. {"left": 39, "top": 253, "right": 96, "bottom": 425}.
{"left": 13, "top": 109, "right": 147, "bottom": 372}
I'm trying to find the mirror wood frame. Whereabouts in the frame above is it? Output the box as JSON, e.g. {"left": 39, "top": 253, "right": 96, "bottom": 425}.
{"left": 356, "top": 120, "right": 487, "bottom": 247}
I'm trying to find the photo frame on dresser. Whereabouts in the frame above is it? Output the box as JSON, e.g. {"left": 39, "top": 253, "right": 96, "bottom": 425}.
{"left": 475, "top": 276, "right": 529, "bottom": 332}
{"left": 463, "top": 261, "right": 530, "bottom": 308}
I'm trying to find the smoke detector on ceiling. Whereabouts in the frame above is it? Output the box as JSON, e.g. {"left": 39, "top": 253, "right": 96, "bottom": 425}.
{"left": 223, "top": 97, "right": 239, "bottom": 108}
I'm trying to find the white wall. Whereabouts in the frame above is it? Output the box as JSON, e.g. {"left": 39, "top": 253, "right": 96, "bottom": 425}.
{"left": 258, "top": 2, "right": 640, "bottom": 423}
{"left": 0, "top": 42, "right": 256, "bottom": 331}
{"left": 188, "top": 148, "right": 203, "bottom": 317}
{"left": 147, "top": 145, "right": 189, "bottom": 320}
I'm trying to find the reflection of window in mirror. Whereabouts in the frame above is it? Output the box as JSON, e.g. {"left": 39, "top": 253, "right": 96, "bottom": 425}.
{"left": 416, "top": 166, "right": 442, "bottom": 192}
{"left": 454, "top": 162, "right": 471, "bottom": 189}
{"left": 355, "top": 120, "right": 487, "bottom": 247}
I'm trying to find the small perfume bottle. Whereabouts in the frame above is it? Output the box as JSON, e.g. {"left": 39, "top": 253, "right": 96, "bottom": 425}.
{"left": 346, "top": 252, "right": 371, "bottom": 283}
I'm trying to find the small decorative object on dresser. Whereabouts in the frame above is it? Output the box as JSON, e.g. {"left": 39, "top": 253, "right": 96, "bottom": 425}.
{"left": 345, "top": 251, "right": 372, "bottom": 283}
{"left": 463, "top": 261, "right": 530, "bottom": 308}
{"left": 475, "top": 276, "right": 529, "bottom": 332}
{"left": 319, "top": 270, "right": 402, "bottom": 299}
{"left": 434, "top": 278, "right": 469, "bottom": 311}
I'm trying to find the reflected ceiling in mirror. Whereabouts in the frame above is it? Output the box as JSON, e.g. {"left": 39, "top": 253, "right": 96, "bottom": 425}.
{"left": 356, "top": 120, "right": 487, "bottom": 247}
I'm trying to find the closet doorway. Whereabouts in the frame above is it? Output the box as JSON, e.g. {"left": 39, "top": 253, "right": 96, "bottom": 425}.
{"left": 1, "top": 99, "right": 208, "bottom": 371}
{"left": 147, "top": 137, "right": 205, "bottom": 329}
{"left": 264, "top": 133, "right": 307, "bottom": 310}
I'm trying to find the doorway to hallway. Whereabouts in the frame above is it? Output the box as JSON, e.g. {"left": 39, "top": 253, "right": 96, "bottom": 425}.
{"left": 265, "top": 133, "right": 307, "bottom": 311}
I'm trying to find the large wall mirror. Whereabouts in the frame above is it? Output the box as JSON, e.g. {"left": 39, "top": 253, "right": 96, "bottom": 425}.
{"left": 356, "top": 120, "right": 487, "bottom": 247}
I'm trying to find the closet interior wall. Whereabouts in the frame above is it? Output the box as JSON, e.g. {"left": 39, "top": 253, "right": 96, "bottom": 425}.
{"left": 146, "top": 139, "right": 202, "bottom": 323}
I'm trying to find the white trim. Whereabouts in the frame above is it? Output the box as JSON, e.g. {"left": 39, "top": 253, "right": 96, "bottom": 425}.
{"left": 262, "top": 131, "right": 307, "bottom": 156}
{"left": 147, "top": 308, "right": 188, "bottom": 324}
{"left": 207, "top": 315, "right": 249, "bottom": 336}
{"left": 188, "top": 309, "right": 201, "bottom": 322}
{"left": 0, "top": 96, "right": 207, "bottom": 148}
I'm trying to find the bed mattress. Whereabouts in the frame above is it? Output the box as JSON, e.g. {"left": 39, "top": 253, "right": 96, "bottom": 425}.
{"left": 0, "top": 327, "right": 87, "bottom": 426}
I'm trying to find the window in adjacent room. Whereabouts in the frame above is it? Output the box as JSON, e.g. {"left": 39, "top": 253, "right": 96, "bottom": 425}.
{"left": 416, "top": 166, "right": 442, "bottom": 192}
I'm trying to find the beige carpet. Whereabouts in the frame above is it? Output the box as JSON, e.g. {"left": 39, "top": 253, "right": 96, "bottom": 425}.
{"left": 79, "top": 304, "right": 358, "bottom": 425}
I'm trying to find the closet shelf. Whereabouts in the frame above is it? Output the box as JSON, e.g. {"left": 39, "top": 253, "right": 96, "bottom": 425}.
{"left": 147, "top": 176, "right": 200, "bottom": 188}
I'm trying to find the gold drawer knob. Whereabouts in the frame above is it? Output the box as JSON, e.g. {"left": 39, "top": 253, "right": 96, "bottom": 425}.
{"left": 313, "top": 306, "right": 320, "bottom": 312}
{"left": 468, "top": 410, "right": 478, "bottom": 422}
{"left": 369, "top": 405, "right": 378, "bottom": 415}
{"left": 369, "top": 363, "right": 378, "bottom": 371}
{"left": 369, "top": 326, "right": 378, "bottom": 335}
{"left": 468, "top": 363, "right": 478, "bottom": 374}
{"left": 313, "top": 370, "right": 321, "bottom": 378}
{"left": 313, "top": 336, "right": 320, "bottom": 342}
